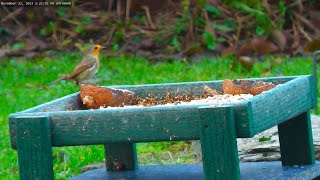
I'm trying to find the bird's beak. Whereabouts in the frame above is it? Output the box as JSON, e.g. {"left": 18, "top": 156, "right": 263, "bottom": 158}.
{"left": 101, "top": 46, "right": 107, "bottom": 49}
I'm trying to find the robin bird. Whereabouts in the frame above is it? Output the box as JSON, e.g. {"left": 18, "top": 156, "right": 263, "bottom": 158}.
{"left": 48, "top": 44, "right": 106, "bottom": 86}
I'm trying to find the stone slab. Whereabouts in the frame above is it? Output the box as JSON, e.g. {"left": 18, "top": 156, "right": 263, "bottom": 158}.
{"left": 73, "top": 161, "right": 320, "bottom": 180}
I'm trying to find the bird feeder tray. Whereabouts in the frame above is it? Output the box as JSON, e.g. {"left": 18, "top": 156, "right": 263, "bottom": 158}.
{"left": 8, "top": 75, "right": 320, "bottom": 179}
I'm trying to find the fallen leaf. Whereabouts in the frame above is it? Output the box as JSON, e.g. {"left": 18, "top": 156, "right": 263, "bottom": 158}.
{"left": 0, "top": 49, "right": 8, "bottom": 59}
{"left": 268, "top": 29, "right": 287, "bottom": 51}
{"left": 231, "top": 56, "right": 254, "bottom": 72}
{"left": 222, "top": 46, "right": 236, "bottom": 56}
{"left": 23, "top": 38, "right": 38, "bottom": 52}
{"left": 304, "top": 39, "right": 320, "bottom": 52}
{"left": 24, "top": 51, "right": 38, "bottom": 59}
{"left": 238, "top": 38, "right": 279, "bottom": 55}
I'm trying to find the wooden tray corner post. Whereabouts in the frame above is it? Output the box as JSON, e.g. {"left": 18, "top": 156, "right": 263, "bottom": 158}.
{"left": 278, "top": 110, "right": 315, "bottom": 166}
{"left": 15, "top": 116, "right": 54, "bottom": 180}
{"left": 198, "top": 105, "right": 240, "bottom": 180}
{"left": 104, "top": 143, "right": 138, "bottom": 171}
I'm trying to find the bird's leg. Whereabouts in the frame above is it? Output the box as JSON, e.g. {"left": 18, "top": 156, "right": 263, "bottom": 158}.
{"left": 141, "top": 6, "right": 157, "bottom": 30}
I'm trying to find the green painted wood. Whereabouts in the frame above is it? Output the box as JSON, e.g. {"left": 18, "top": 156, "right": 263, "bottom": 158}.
{"left": 9, "top": 116, "right": 17, "bottom": 149}
{"left": 312, "top": 51, "right": 319, "bottom": 113}
{"left": 15, "top": 116, "right": 54, "bottom": 180}
{"left": 19, "top": 76, "right": 298, "bottom": 114}
{"left": 9, "top": 102, "right": 251, "bottom": 148}
{"left": 9, "top": 75, "right": 313, "bottom": 148}
{"left": 104, "top": 143, "right": 138, "bottom": 171}
{"left": 199, "top": 105, "right": 240, "bottom": 180}
{"left": 8, "top": 75, "right": 316, "bottom": 179}
{"left": 250, "top": 75, "right": 314, "bottom": 135}
{"left": 309, "top": 75, "right": 318, "bottom": 109}
{"left": 233, "top": 101, "right": 254, "bottom": 137}
{"left": 110, "top": 76, "right": 296, "bottom": 99}
{"left": 18, "top": 92, "right": 84, "bottom": 113}
{"left": 41, "top": 106, "right": 201, "bottom": 145}
{"left": 278, "top": 111, "right": 315, "bottom": 166}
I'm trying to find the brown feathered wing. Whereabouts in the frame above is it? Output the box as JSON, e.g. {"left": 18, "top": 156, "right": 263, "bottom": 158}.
{"left": 47, "top": 56, "right": 96, "bottom": 86}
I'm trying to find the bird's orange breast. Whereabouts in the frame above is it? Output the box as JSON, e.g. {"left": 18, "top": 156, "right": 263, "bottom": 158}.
{"left": 92, "top": 49, "right": 100, "bottom": 57}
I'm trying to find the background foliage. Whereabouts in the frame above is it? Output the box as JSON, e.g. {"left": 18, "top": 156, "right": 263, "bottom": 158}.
{"left": 1, "top": 0, "right": 320, "bottom": 61}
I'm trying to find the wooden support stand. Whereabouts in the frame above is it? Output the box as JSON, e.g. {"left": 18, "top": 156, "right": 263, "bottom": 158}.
{"left": 278, "top": 110, "right": 315, "bottom": 166}
{"left": 104, "top": 143, "right": 138, "bottom": 171}
{"left": 199, "top": 105, "right": 240, "bottom": 180}
{"left": 16, "top": 116, "right": 54, "bottom": 180}
{"left": 8, "top": 75, "right": 319, "bottom": 179}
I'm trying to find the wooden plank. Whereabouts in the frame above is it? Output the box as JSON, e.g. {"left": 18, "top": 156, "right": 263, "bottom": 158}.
{"left": 110, "top": 76, "right": 296, "bottom": 98}
{"left": 278, "top": 111, "right": 315, "bottom": 166}
{"left": 18, "top": 76, "right": 297, "bottom": 114}
{"left": 15, "top": 116, "right": 54, "bottom": 180}
{"left": 9, "top": 116, "right": 17, "bottom": 149}
{"left": 199, "top": 105, "right": 240, "bottom": 180}
{"left": 309, "top": 75, "right": 318, "bottom": 109}
{"left": 250, "top": 75, "right": 313, "bottom": 135}
{"left": 9, "top": 103, "right": 251, "bottom": 147}
{"left": 18, "top": 80, "right": 224, "bottom": 114}
{"left": 236, "top": 75, "right": 296, "bottom": 84}
{"left": 233, "top": 101, "right": 254, "bottom": 137}
{"left": 104, "top": 143, "right": 138, "bottom": 171}
{"left": 18, "top": 92, "right": 83, "bottom": 113}
{"left": 112, "top": 80, "right": 223, "bottom": 98}
{"left": 44, "top": 105, "right": 204, "bottom": 145}
{"left": 9, "top": 76, "right": 305, "bottom": 148}
{"left": 9, "top": 101, "right": 253, "bottom": 149}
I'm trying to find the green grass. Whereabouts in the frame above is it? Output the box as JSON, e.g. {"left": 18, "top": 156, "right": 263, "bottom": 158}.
{"left": 0, "top": 52, "right": 318, "bottom": 179}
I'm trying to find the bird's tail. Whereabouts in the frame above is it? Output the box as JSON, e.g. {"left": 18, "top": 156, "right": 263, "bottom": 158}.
{"left": 47, "top": 76, "right": 68, "bottom": 87}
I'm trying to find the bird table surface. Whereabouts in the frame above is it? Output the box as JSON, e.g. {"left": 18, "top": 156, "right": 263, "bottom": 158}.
{"left": 9, "top": 75, "right": 316, "bottom": 148}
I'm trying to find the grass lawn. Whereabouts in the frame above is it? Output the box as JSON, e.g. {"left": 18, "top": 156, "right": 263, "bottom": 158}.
{"left": 0, "top": 52, "right": 318, "bottom": 179}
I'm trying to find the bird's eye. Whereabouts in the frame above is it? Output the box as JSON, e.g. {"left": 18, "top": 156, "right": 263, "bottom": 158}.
{"left": 95, "top": 46, "right": 98, "bottom": 50}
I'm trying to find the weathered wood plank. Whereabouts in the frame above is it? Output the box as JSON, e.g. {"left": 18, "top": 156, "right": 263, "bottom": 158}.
{"left": 9, "top": 116, "right": 17, "bottom": 149}
{"left": 250, "top": 75, "right": 314, "bottom": 135}
{"left": 104, "top": 143, "right": 138, "bottom": 171}
{"left": 232, "top": 101, "right": 254, "bottom": 137}
{"left": 9, "top": 75, "right": 312, "bottom": 148}
{"left": 18, "top": 92, "right": 84, "bottom": 113}
{"left": 278, "top": 111, "right": 315, "bottom": 166}
{"left": 8, "top": 75, "right": 316, "bottom": 179}
{"left": 45, "top": 106, "right": 208, "bottom": 145}
{"left": 19, "top": 76, "right": 297, "bottom": 114}
{"left": 309, "top": 75, "right": 318, "bottom": 109}
{"left": 18, "top": 81, "right": 225, "bottom": 114}
{"left": 113, "top": 81, "right": 224, "bottom": 98}
{"left": 199, "top": 106, "right": 240, "bottom": 180}
{"left": 9, "top": 103, "right": 251, "bottom": 147}
{"left": 16, "top": 116, "right": 54, "bottom": 180}
{"left": 111, "top": 76, "right": 296, "bottom": 98}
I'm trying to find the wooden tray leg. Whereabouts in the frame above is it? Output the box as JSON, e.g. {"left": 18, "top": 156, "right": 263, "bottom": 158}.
{"left": 199, "top": 106, "right": 240, "bottom": 180}
{"left": 278, "top": 110, "right": 315, "bottom": 166}
{"left": 104, "top": 143, "right": 138, "bottom": 171}
{"left": 16, "top": 116, "right": 54, "bottom": 180}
